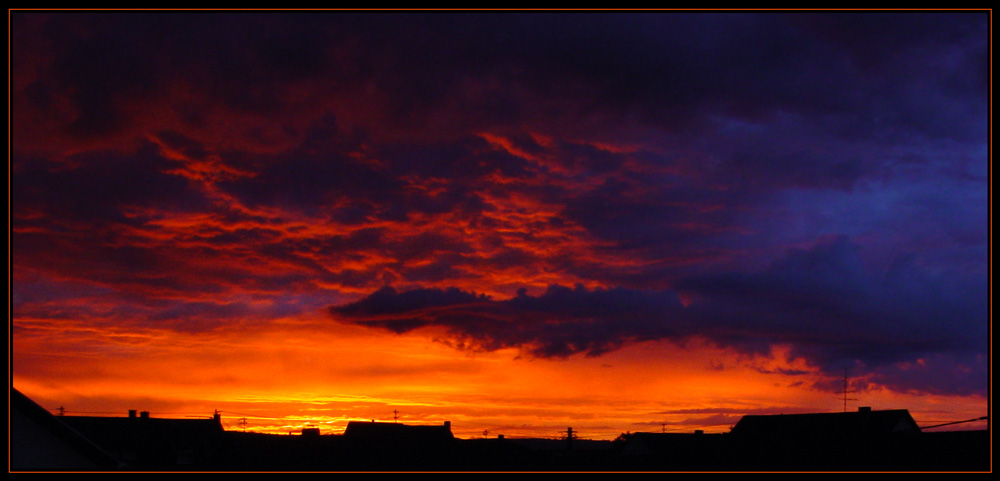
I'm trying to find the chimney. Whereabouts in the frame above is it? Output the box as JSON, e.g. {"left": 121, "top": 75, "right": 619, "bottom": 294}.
{"left": 497, "top": 434, "right": 504, "bottom": 440}
{"left": 140, "top": 411, "right": 150, "bottom": 419}
{"left": 694, "top": 429, "right": 704, "bottom": 435}
{"left": 858, "top": 406, "right": 872, "bottom": 413}
{"left": 128, "top": 409, "right": 137, "bottom": 419}
{"left": 444, "top": 420, "right": 451, "bottom": 430}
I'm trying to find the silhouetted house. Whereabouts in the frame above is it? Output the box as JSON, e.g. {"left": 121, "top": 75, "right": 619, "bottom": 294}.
{"left": 341, "top": 420, "right": 457, "bottom": 469}
{"left": 728, "top": 407, "right": 923, "bottom": 470}
{"left": 57, "top": 407, "right": 224, "bottom": 469}
{"left": 343, "top": 420, "right": 455, "bottom": 443}
{"left": 11, "top": 388, "right": 120, "bottom": 470}
{"left": 730, "top": 407, "right": 920, "bottom": 440}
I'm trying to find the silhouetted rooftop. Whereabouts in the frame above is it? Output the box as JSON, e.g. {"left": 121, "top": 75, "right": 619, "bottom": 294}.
{"left": 343, "top": 420, "right": 454, "bottom": 443}
{"left": 56, "top": 410, "right": 223, "bottom": 468}
{"left": 13, "top": 389, "right": 986, "bottom": 471}
{"left": 730, "top": 407, "right": 920, "bottom": 439}
{"left": 11, "top": 388, "right": 121, "bottom": 470}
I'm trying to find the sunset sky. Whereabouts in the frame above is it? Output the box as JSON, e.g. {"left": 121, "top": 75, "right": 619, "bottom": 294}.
{"left": 11, "top": 11, "right": 990, "bottom": 439}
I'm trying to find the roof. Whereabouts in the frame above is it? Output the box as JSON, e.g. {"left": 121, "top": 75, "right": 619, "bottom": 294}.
{"left": 57, "top": 410, "right": 223, "bottom": 468}
{"left": 730, "top": 408, "right": 921, "bottom": 439}
{"left": 340, "top": 421, "right": 458, "bottom": 469}
{"left": 60, "top": 415, "right": 223, "bottom": 441}
{"left": 343, "top": 420, "right": 454, "bottom": 444}
{"left": 11, "top": 388, "right": 121, "bottom": 470}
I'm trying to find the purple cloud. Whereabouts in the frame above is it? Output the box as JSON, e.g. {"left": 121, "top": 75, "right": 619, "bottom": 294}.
{"left": 332, "top": 237, "right": 987, "bottom": 396}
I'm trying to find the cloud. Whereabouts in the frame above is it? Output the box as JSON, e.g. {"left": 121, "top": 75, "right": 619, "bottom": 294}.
{"left": 334, "top": 286, "right": 489, "bottom": 318}
{"left": 331, "top": 237, "right": 987, "bottom": 396}
{"left": 12, "top": 12, "right": 988, "bottom": 402}
{"left": 16, "top": 13, "right": 987, "bottom": 148}
{"left": 656, "top": 406, "right": 820, "bottom": 416}
{"left": 679, "top": 237, "right": 987, "bottom": 376}
{"left": 332, "top": 284, "right": 686, "bottom": 358}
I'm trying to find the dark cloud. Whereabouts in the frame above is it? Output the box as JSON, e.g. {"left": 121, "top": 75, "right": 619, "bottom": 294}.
{"left": 753, "top": 367, "right": 811, "bottom": 376}
{"left": 334, "top": 286, "right": 489, "bottom": 317}
{"left": 332, "top": 284, "right": 686, "bottom": 358}
{"left": 866, "top": 353, "right": 988, "bottom": 397}
{"left": 656, "top": 406, "right": 819, "bottom": 416}
{"left": 217, "top": 152, "right": 404, "bottom": 218}
{"left": 678, "top": 237, "right": 987, "bottom": 371}
{"left": 561, "top": 177, "right": 736, "bottom": 252}
{"left": 12, "top": 144, "right": 205, "bottom": 226}
{"left": 40, "top": 15, "right": 168, "bottom": 136}
{"left": 331, "top": 237, "right": 987, "bottom": 395}
{"left": 14, "top": 12, "right": 987, "bottom": 143}
{"left": 155, "top": 130, "right": 209, "bottom": 160}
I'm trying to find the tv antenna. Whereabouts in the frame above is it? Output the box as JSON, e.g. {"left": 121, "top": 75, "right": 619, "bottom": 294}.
{"left": 841, "top": 368, "right": 857, "bottom": 412}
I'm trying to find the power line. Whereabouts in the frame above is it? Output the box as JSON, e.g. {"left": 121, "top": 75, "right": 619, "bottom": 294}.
{"left": 919, "top": 416, "right": 988, "bottom": 430}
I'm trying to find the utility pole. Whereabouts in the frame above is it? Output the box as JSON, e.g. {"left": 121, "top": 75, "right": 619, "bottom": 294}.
{"left": 58, "top": 406, "right": 64, "bottom": 416}
{"left": 565, "top": 427, "right": 576, "bottom": 450}
{"left": 240, "top": 417, "right": 247, "bottom": 432}
{"left": 393, "top": 409, "right": 399, "bottom": 423}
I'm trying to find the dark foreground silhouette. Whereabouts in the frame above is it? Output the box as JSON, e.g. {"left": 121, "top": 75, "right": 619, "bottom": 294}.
{"left": 11, "top": 388, "right": 990, "bottom": 471}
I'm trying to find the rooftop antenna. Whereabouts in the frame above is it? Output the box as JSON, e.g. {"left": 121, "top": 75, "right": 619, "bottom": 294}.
{"left": 841, "top": 367, "right": 857, "bottom": 412}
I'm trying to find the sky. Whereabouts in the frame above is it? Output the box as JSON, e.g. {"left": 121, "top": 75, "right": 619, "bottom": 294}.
{"left": 10, "top": 11, "right": 990, "bottom": 439}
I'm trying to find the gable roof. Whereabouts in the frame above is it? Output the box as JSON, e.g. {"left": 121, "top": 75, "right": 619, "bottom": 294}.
{"left": 56, "top": 410, "right": 223, "bottom": 468}
{"left": 59, "top": 414, "right": 223, "bottom": 441}
{"left": 730, "top": 408, "right": 921, "bottom": 439}
{"left": 11, "top": 388, "right": 121, "bottom": 470}
{"left": 343, "top": 420, "right": 454, "bottom": 444}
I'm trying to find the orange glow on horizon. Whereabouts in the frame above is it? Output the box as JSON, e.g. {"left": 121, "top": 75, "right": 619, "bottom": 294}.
{"left": 13, "top": 314, "right": 988, "bottom": 439}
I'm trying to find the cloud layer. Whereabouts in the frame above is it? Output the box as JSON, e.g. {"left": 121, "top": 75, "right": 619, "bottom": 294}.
{"left": 331, "top": 237, "right": 987, "bottom": 395}
{"left": 12, "top": 12, "right": 989, "bottom": 398}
